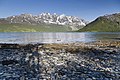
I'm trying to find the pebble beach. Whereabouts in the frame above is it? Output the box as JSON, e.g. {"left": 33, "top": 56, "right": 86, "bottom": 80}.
{"left": 0, "top": 40, "right": 120, "bottom": 80}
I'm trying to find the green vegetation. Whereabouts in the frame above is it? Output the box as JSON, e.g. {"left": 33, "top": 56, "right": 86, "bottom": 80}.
{"left": 78, "top": 17, "right": 120, "bottom": 32}
{"left": 0, "top": 23, "right": 73, "bottom": 32}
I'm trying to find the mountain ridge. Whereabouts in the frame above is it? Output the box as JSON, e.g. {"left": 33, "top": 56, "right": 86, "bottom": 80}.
{"left": 0, "top": 13, "right": 87, "bottom": 32}
{"left": 1, "top": 13, "right": 87, "bottom": 28}
{"left": 78, "top": 13, "right": 120, "bottom": 32}
{"left": 0, "top": 13, "right": 88, "bottom": 32}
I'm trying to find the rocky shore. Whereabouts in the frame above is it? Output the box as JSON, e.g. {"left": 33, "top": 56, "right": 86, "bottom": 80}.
{"left": 0, "top": 40, "right": 120, "bottom": 80}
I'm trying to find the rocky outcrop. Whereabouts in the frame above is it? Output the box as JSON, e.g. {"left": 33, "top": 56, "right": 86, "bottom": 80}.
{"left": 104, "top": 13, "right": 120, "bottom": 23}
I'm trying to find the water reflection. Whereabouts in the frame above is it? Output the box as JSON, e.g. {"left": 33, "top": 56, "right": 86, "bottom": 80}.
{"left": 0, "top": 32, "right": 120, "bottom": 44}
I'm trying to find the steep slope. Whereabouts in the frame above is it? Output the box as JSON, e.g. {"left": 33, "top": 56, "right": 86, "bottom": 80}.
{"left": 79, "top": 13, "right": 120, "bottom": 32}
{"left": 0, "top": 13, "right": 87, "bottom": 32}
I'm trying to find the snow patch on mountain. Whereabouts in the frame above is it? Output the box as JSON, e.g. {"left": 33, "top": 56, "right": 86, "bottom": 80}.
{"left": 5, "top": 13, "right": 87, "bottom": 27}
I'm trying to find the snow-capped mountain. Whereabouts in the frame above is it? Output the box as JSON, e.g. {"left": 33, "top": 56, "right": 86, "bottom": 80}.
{"left": 5, "top": 13, "right": 87, "bottom": 27}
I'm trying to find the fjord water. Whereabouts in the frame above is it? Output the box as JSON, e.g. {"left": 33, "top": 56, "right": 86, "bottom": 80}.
{"left": 0, "top": 32, "right": 120, "bottom": 44}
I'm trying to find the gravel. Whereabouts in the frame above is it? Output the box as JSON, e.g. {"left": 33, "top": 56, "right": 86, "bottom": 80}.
{"left": 0, "top": 41, "right": 120, "bottom": 80}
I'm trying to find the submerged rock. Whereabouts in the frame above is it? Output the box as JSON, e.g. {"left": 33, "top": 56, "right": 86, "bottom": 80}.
{"left": 1, "top": 60, "right": 18, "bottom": 66}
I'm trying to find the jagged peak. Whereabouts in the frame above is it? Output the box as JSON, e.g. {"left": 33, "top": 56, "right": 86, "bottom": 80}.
{"left": 20, "top": 13, "right": 33, "bottom": 16}
{"left": 3, "top": 12, "right": 87, "bottom": 27}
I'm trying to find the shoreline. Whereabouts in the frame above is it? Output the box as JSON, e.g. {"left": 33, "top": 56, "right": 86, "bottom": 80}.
{"left": 0, "top": 40, "right": 120, "bottom": 80}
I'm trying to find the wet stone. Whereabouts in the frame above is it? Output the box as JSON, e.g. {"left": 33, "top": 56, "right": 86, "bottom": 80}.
{"left": 0, "top": 43, "right": 120, "bottom": 79}
{"left": 86, "top": 78, "right": 92, "bottom": 80}
{"left": 1, "top": 60, "right": 18, "bottom": 66}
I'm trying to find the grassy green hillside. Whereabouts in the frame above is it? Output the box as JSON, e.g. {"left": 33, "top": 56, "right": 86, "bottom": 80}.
{"left": 78, "top": 15, "right": 120, "bottom": 32}
{"left": 0, "top": 23, "right": 73, "bottom": 32}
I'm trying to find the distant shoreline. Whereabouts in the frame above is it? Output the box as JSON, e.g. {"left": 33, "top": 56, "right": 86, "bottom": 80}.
{"left": 0, "top": 40, "right": 120, "bottom": 48}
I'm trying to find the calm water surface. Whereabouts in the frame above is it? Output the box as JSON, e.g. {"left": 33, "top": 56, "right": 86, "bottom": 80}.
{"left": 0, "top": 32, "right": 120, "bottom": 44}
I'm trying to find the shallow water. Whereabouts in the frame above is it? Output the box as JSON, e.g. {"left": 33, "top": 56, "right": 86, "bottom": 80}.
{"left": 0, "top": 32, "right": 120, "bottom": 44}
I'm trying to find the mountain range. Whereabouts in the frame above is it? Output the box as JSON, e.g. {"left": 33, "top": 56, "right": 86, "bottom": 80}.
{"left": 0, "top": 13, "right": 87, "bottom": 32}
{"left": 0, "top": 12, "right": 120, "bottom": 32}
{"left": 78, "top": 13, "right": 120, "bottom": 32}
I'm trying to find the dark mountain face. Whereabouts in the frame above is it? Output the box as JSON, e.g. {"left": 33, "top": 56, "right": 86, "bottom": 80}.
{"left": 0, "top": 19, "right": 8, "bottom": 24}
